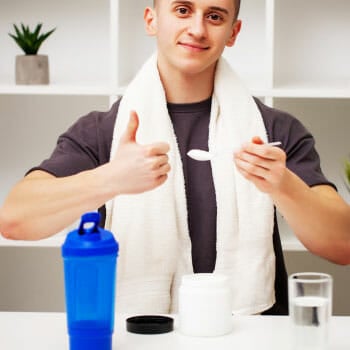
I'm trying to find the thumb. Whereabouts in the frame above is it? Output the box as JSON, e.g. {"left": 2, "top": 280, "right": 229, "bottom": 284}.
{"left": 120, "top": 110, "right": 139, "bottom": 144}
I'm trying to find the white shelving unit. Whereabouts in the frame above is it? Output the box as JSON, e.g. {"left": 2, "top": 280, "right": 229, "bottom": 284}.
{"left": 1, "top": 0, "right": 349, "bottom": 249}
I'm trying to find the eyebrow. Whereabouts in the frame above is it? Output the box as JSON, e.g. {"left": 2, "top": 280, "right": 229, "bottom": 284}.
{"left": 209, "top": 6, "right": 229, "bottom": 15}
{"left": 171, "top": 1, "right": 230, "bottom": 16}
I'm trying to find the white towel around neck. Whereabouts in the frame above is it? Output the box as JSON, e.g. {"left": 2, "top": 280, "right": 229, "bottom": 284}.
{"left": 105, "top": 53, "right": 276, "bottom": 315}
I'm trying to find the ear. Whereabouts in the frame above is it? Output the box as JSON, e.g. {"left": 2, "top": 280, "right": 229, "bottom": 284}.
{"left": 144, "top": 7, "right": 157, "bottom": 36}
{"left": 226, "top": 20, "right": 242, "bottom": 47}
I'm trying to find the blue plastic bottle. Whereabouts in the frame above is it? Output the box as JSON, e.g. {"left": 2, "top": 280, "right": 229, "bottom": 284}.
{"left": 62, "top": 212, "right": 119, "bottom": 350}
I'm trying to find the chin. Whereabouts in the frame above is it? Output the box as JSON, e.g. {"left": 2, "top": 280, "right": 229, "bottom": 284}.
{"left": 175, "top": 56, "right": 216, "bottom": 75}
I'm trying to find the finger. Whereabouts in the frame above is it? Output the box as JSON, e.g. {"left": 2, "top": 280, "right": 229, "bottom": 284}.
{"left": 149, "top": 162, "right": 171, "bottom": 176}
{"left": 149, "top": 171, "right": 170, "bottom": 189}
{"left": 235, "top": 157, "right": 270, "bottom": 179}
{"left": 149, "top": 155, "right": 169, "bottom": 170}
{"left": 237, "top": 165, "right": 265, "bottom": 181}
{"left": 156, "top": 162, "right": 171, "bottom": 176}
{"left": 241, "top": 143, "right": 282, "bottom": 161}
{"left": 155, "top": 173, "right": 168, "bottom": 187}
{"left": 120, "top": 110, "right": 139, "bottom": 144}
{"left": 144, "top": 142, "right": 170, "bottom": 156}
{"left": 235, "top": 151, "right": 271, "bottom": 170}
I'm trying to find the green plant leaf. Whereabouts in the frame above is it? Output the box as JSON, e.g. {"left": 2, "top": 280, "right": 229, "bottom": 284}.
{"left": 13, "top": 24, "right": 22, "bottom": 39}
{"left": 33, "top": 23, "right": 43, "bottom": 40}
{"left": 344, "top": 159, "right": 350, "bottom": 184}
{"left": 8, "top": 23, "right": 56, "bottom": 55}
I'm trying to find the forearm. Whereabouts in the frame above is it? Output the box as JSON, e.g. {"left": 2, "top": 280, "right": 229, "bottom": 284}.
{"left": 234, "top": 139, "right": 350, "bottom": 264}
{"left": 0, "top": 135, "right": 171, "bottom": 240}
{"left": 272, "top": 170, "right": 350, "bottom": 264}
{"left": 0, "top": 169, "right": 114, "bottom": 240}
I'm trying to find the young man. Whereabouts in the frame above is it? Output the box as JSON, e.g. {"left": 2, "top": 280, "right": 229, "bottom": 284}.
{"left": 1, "top": 0, "right": 350, "bottom": 315}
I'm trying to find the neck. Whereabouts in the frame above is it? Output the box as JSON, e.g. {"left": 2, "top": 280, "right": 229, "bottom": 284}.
{"left": 157, "top": 59, "right": 217, "bottom": 104}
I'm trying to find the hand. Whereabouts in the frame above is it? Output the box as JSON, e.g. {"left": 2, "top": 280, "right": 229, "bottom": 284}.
{"left": 107, "top": 110, "right": 171, "bottom": 195}
{"left": 234, "top": 136, "right": 287, "bottom": 194}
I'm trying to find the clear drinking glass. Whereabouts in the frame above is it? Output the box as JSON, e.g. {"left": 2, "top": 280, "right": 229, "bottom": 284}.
{"left": 288, "top": 272, "right": 333, "bottom": 350}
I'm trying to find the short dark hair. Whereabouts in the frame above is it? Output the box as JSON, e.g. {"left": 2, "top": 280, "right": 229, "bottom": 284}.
{"left": 153, "top": 1, "right": 241, "bottom": 20}
{"left": 234, "top": 0, "right": 241, "bottom": 19}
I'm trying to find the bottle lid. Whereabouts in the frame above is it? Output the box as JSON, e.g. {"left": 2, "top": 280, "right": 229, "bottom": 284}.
{"left": 126, "top": 315, "right": 174, "bottom": 334}
{"left": 62, "top": 212, "right": 118, "bottom": 257}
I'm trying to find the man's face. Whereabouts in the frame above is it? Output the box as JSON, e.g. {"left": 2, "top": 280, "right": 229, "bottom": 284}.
{"left": 145, "top": 0, "right": 241, "bottom": 76}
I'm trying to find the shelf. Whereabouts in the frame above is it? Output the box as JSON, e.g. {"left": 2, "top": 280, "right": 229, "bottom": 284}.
{"left": 0, "top": 236, "right": 65, "bottom": 248}
{"left": 278, "top": 214, "right": 306, "bottom": 252}
{"left": 0, "top": 222, "right": 78, "bottom": 247}
{"left": 117, "top": 0, "right": 156, "bottom": 87}
{"left": 0, "top": 233, "right": 65, "bottom": 248}
{"left": 272, "top": 98, "right": 350, "bottom": 184}
{"left": 1, "top": 82, "right": 349, "bottom": 99}
{"left": 281, "top": 235, "right": 306, "bottom": 252}
{"left": 223, "top": 0, "right": 269, "bottom": 91}
{"left": 0, "top": 209, "right": 308, "bottom": 252}
{"left": 270, "top": 82, "right": 350, "bottom": 99}
{"left": 1, "top": 0, "right": 349, "bottom": 251}
{"left": 0, "top": 94, "right": 110, "bottom": 206}
{"left": 274, "top": 0, "right": 350, "bottom": 88}
{"left": 0, "top": 0, "right": 111, "bottom": 89}
{"left": 0, "top": 231, "right": 306, "bottom": 251}
{"left": 0, "top": 83, "right": 120, "bottom": 96}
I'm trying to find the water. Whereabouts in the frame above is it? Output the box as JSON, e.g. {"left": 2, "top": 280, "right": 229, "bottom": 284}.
{"left": 290, "top": 296, "right": 330, "bottom": 350}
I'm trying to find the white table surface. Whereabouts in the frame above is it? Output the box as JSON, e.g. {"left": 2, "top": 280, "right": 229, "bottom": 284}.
{"left": 1, "top": 312, "right": 349, "bottom": 350}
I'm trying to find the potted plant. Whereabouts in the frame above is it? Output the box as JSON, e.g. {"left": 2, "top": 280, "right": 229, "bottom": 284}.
{"left": 344, "top": 158, "right": 350, "bottom": 191}
{"left": 9, "top": 23, "right": 56, "bottom": 85}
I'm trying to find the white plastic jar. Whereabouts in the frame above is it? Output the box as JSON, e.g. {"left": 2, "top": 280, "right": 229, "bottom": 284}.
{"left": 178, "top": 273, "right": 233, "bottom": 337}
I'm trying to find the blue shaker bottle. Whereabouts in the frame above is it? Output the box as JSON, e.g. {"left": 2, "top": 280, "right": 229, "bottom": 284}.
{"left": 62, "top": 212, "right": 119, "bottom": 350}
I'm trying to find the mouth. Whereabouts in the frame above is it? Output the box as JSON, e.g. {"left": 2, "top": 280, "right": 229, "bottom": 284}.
{"left": 178, "top": 42, "right": 209, "bottom": 52}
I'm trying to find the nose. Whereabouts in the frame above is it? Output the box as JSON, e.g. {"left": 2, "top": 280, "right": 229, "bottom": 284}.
{"left": 187, "top": 13, "right": 207, "bottom": 39}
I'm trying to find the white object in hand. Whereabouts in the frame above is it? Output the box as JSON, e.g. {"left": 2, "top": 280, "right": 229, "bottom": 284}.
{"left": 187, "top": 141, "right": 282, "bottom": 161}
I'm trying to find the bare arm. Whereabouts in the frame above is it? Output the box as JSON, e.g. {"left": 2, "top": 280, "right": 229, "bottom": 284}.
{"left": 0, "top": 111, "right": 170, "bottom": 240}
{"left": 0, "top": 169, "right": 110, "bottom": 240}
{"left": 234, "top": 137, "right": 350, "bottom": 265}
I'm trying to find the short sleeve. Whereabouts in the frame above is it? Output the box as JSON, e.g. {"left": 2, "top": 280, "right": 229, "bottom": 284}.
{"left": 27, "top": 100, "right": 120, "bottom": 178}
{"left": 255, "top": 99, "right": 336, "bottom": 189}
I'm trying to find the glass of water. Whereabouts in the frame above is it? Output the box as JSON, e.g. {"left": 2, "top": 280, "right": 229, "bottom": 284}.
{"left": 288, "top": 272, "right": 332, "bottom": 350}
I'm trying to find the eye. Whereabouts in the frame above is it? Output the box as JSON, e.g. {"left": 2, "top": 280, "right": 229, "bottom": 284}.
{"left": 207, "top": 12, "right": 224, "bottom": 23}
{"left": 176, "top": 6, "right": 190, "bottom": 16}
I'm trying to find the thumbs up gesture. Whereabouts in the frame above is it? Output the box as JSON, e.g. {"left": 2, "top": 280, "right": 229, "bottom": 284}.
{"left": 106, "top": 110, "right": 171, "bottom": 195}
{"left": 119, "top": 110, "right": 140, "bottom": 144}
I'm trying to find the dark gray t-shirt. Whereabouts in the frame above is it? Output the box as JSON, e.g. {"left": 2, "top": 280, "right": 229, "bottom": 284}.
{"left": 28, "top": 97, "right": 334, "bottom": 315}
